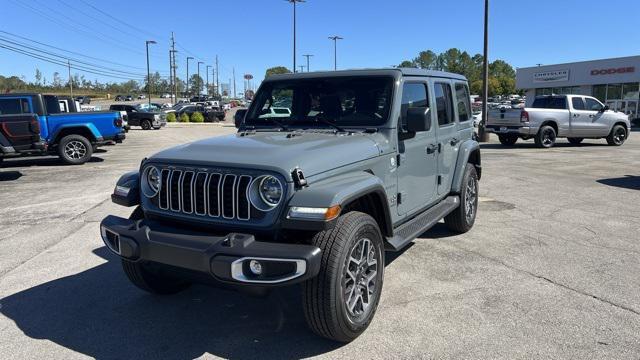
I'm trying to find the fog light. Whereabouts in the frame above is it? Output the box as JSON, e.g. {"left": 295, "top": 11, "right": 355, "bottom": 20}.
{"left": 249, "top": 260, "right": 263, "bottom": 275}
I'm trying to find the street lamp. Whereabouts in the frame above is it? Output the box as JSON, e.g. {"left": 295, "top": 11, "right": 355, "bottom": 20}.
{"left": 303, "top": 54, "right": 313, "bottom": 72}
{"left": 479, "top": 0, "right": 490, "bottom": 142}
{"left": 197, "top": 61, "right": 204, "bottom": 97}
{"left": 328, "top": 36, "right": 343, "bottom": 71}
{"left": 145, "top": 40, "right": 156, "bottom": 107}
{"left": 186, "top": 56, "right": 194, "bottom": 98}
{"left": 206, "top": 65, "right": 212, "bottom": 96}
{"left": 286, "top": 0, "right": 305, "bottom": 73}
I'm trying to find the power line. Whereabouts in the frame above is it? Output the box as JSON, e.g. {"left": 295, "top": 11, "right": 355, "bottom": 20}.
{"left": 56, "top": 0, "right": 141, "bottom": 39}
{"left": 0, "top": 36, "right": 149, "bottom": 78}
{"left": 0, "top": 30, "right": 148, "bottom": 71}
{"left": 78, "top": 0, "right": 162, "bottom": 39}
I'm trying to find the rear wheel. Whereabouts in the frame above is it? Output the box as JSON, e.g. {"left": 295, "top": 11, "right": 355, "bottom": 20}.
{"left": 58, "top": 134, "right": 93, "bottom": 165}
{"left": 141, "top": 119, "right": 152, "bottom": 130}
{"left": 121, "top": 207, "right": 191, "bottom": 295}
{"left": 606, "top": 125, "right": 627, "bottom": 146}
{"left": 535, "top": 125, "right": 556, "bottom": 148}
{"left": 302, "top": 211, "right": 384, "bottom": 343}
{"left": 567, "top": 137, "right": 584, "bottom": 145}
{"left": 498, "top": 134, "right": 518, "bottom": 146}
{"left": 445, "top": 163, "right": 478, "bottom": 233}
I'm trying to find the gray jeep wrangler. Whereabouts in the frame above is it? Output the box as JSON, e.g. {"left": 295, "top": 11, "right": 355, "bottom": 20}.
{"left": 100, "top": 68, "right": 481, "bottom": 342}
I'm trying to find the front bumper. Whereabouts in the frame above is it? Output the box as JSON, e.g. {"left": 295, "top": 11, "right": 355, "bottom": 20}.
{"left": 153, "top": 120, "right": 167, "bottom": 128}
{"left": 485, "top": 124, "right": 537, "bottom": 136}
{"left": 99, "top": 215, "right": 321, "bottom": 286}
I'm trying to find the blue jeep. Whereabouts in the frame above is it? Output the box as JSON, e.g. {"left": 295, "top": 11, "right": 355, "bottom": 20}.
{"left": 0, "top": 93, "right": 125, "bottom": 165}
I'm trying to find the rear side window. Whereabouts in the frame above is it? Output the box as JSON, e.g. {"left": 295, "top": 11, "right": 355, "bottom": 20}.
{"left": 400, "top": 83, "right": 429, "bottom": 129}
{"left": 454, "top": 83, "right": 471, "bottom": 121}
{"left": 434, "top": 82, "right": 454, "bottom": 126}
{"left": 571, "top": 97, "right": 585, "bottom": 110}
{"left": 44, "top": 96, "right": 60, "bottom": 114}
{"left": 532, "top": 97, "right": 567, "bottom": 109}
{"left": 584, "top": 98, "right": 603, "bottom": 111}
{"left": 0, "top": 98, "right": 30, "bottom": 115}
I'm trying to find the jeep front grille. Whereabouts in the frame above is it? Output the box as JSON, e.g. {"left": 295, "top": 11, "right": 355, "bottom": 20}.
{"left": 158, "top": 168, "right": 252, "bottom": 221}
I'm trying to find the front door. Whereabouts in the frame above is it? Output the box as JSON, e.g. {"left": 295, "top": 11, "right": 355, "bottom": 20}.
{"left": 432, "top": 81, "right": 458, "bottom": 196}
{"left": 396, "top": 81, "right": 438, "bottom": 216}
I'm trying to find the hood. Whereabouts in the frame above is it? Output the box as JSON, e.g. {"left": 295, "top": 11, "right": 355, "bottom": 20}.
{"left": 150, "top": 131, "right": 381, "bottom": 179}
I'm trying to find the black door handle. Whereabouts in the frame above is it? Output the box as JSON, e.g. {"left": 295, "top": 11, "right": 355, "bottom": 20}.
{"left": 426, "top": 144, "right": 438, "bottom": 154}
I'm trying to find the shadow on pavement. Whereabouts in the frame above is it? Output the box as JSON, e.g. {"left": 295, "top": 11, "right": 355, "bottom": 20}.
{"left": 0, "top": 170, "right": 22, "bottom": 181}
{"left": 480, "top": 141, "right": 608, "bottom": 150}
{"left": 596, "top": 175, "right": 640, "bottom": 191}
{"left": 0, "top": 247, "right": 343, "bottom": 359}
{"left": 0, "top": 157, "right": 104, "bottom": 168}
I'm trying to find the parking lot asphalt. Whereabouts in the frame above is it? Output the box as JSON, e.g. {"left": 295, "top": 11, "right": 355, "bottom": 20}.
{"left": 1, "top": 126, "right": 639, "bottom": 359}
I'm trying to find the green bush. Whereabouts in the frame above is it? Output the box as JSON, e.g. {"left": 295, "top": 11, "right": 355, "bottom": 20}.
{"left": 190, "top": 112, "right": 204, "bottom": 123}
{"left": 166, "top": 112, "right": 176, "bottom": 122}
{"left": 179, "top": 113, "right": 189, "bottom": 123}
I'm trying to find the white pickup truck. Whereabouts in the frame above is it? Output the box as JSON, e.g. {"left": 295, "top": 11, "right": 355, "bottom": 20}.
{"left": 486, "top": 94, "right": 630, "bottom": 148}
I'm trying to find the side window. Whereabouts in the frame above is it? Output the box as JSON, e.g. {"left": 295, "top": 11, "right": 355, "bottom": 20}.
{"left": 584, "top": 97, "right": 602, "bottom": 111}
{"left": 0, "top": 98, "right": 26, "bottom": 115}
{"left": 434, "top": 82, "right": 454, "bottom": 126}
{"left": 571, "top": 97, "right": 585, "bottom": 110}
{"left": 454, "top": 83, "right": 471, "bottom": 122}
{"left": 400, "top": 83, "right": 428, "bottom": 130}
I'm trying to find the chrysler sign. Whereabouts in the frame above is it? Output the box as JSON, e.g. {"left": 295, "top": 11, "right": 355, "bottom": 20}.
{"left": 533, "top": 69, "right": 570, "bottom": 83}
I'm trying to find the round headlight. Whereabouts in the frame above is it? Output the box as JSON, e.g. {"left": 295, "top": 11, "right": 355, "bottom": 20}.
{"left": 249, "top": 175, "right": 283, "bottom": 211}
{"left": 141, "top": 166, "right": 161, "bottom": 197}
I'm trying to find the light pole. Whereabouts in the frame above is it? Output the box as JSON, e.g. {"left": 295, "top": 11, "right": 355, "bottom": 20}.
{"left": 286, "top": 0, "right": 305, "bottom": 73}
{"left": 303, "top": 54, "right": 313, "bottom": 72}
{"left": 197, "top": 61, "right": 204, "bottom": 98}
{"left": 479, "top": 0, "right": 490, "bottom": 142}
{"left": 206, "top": 65, "right": 212, "bottom": 96}
{"left": 186, "top": 56, "right": 193, "bottom": 98}
{"left": 328, "top": 36, "right": 343, "bottom": 71}
{"left": 145, "top": 40, "right": 156, "bottom": 108}
{"left": 170, "top": 49, "right": 178, "bottom": 102}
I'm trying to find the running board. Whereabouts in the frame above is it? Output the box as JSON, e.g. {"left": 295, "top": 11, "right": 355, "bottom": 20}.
{"left": 385, "top": 195, "right": 460, "bottom": 251}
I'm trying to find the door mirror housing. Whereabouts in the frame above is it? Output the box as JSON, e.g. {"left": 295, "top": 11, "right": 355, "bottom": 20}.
{"left": 405, "top": 107, "right": 431, "bottom": 132}
{"left": 600, "top": 105, "right": 609, "bottom": 113}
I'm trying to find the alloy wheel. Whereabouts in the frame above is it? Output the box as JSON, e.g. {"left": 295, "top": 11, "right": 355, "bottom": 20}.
{"left": 343, "top": 237, "right": 378, "bottom": 319}
{"left": 542, "top": 129, "right": 556, "bottom": 146}
{"left": 465, "top": 175, "right": 477, "bottom": 224}
{"left": 613, "top": 128, "right": 626, "bottom": 145}
{"left": 64, "top": 140, "right": 87, "bottom": 160}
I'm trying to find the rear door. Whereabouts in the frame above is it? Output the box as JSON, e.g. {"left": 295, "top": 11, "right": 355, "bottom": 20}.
{"left": 396, "top": 81, "right": 438, "bottom": 216}
{"left": 0, "top": 97, "right": 41, "bottom": 151}
{"left": 431, "top": 80, "right": 458, "bottom": 196}
{"left": 568, "top": 96, "right": 591, "bottom": 136}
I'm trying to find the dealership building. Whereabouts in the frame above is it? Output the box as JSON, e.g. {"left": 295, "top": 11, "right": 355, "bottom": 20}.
{"left": 516, "top": 56, "right": 640, "bottom": 121}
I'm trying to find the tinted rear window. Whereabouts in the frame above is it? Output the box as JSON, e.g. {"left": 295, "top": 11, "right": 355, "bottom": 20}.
{"left": 532, "top": 97, "right": 567, "bottom": 110}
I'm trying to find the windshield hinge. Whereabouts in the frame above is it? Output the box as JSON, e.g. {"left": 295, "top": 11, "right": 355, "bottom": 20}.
{"left": 292, "top": 168, "right": 308, "bottom": 189}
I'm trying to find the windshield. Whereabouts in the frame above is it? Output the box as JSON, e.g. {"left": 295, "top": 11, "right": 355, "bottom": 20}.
{"left": 244, "top": 76, "right": 394, "bottom": 129}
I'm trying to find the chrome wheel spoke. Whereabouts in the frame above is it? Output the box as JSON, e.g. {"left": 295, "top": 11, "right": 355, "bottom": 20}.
{"left": 343, "top": 237, "right": 379, "bottom": 318}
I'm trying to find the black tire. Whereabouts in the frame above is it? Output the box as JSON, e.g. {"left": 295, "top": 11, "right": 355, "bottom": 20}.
{"left": 606, "top": 125, "right": 627, "bottom": 146}
{"left": 567, "top": 137, "right": 584, "bottom": 145}
{"left": 121, "top": 207, "right": 191, "bottom": 295}
{"left": 534, "top": 125, "right": 556, "bottom": 148}
{"left": 498, "top": 134, "right": 518, "bottom": 146}
{"left": 302, "top": 211, "right": 385, "bottom": 343}
{"left": 141, "top": 119, "right": 152, "bottom": 130}
{"left": 58, "top": 134, "right": 93, "bottom": 165}
{"left": 445, "top": 163, "right": 478, "bottom": 233}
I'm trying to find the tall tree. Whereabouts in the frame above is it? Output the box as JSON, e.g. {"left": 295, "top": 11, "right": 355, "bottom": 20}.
{"left": 34, "top": 68, "right": 42, "bottom": 86}
{"left": 265, "top": 66, "right": 291, "bottom": 78}
{"left": 398, "top": 60, "right": 416, "bottom": 68}
{"left": 413, "top": 50, "right": 438, "bottom": 70}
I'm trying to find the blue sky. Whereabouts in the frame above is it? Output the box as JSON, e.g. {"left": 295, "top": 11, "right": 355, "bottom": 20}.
{"left": 1, "top": 0, "right": 639, "bottom": 88}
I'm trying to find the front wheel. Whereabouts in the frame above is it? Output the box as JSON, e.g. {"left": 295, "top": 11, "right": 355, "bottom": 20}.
{"left": 58, "top": 134, "right": 93, "bottom": 165}
{"left": 535, "top": 125, "right": 557, "bottom": 148}
{"left": 141, "top": 120, "right": 152, "bottom": 130}
{"left": 445, "top": 163, "right": 478, "bottom": 233}
{"left": 302, "top": 211, "right": 384, "bottom": 343}
{"left": 121, "top": 207, "right": 191, "bottom": 295}
{"left": 606, "top": 125, "right": 627, "bottom": 146}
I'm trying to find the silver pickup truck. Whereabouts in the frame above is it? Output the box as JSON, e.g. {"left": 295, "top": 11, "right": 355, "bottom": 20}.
{"left": 486, "top": 94, "right": 630, "bottom": 148}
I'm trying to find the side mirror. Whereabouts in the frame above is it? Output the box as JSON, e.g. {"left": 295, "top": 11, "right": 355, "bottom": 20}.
{"left": 405, "top": 107, "right": 431, "bottom": 132}
{"left": 600, "top": 105, "right": 609, "bottom": 112}
{"left": 235, "top": 109, "right": 247, "bottom": 128}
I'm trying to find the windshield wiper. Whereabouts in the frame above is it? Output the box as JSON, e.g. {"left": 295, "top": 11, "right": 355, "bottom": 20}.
{"left": 316, "top": 118, "right": 346, "bottom": 132}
